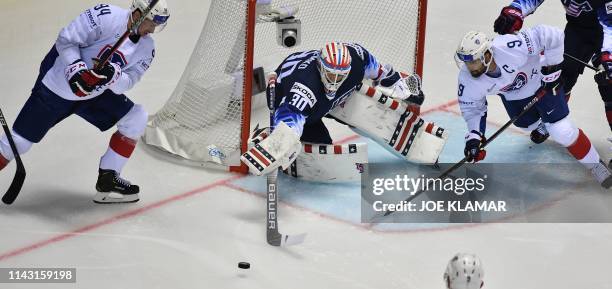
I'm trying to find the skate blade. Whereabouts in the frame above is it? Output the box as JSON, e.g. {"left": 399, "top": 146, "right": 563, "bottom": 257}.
{"left": 93, "top": 192, "right": 139, "bottom": 204}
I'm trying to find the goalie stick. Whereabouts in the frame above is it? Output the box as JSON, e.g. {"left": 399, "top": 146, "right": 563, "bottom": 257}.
{"left": 380, "top": 87, "right": 548, "bottom": 218}
{"left": 0, "top": 109, "right": 26, "bottom": 205}
{"left": 265, "top": 72, "right": 306, "bottom": 246}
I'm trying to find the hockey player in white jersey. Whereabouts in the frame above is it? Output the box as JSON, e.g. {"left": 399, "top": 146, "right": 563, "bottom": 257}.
{"left": 0, "top": 1, "right": 170, "bottom": 203}
{"left": 455, "top": 25, "right": 612, "bottom": 188}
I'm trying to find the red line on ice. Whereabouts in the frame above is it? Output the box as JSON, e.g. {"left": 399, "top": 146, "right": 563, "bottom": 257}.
{"left": 0, "top": 175, "right": 245, "bottom": 262}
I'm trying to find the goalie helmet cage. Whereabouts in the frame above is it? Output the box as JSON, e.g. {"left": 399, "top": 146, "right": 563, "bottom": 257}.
{"left": 144, "top": 0, "right": 428, "bottom": 173}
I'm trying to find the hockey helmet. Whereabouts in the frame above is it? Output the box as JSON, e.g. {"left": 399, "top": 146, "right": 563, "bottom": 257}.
{"left": 318, "top": 42, "right": 352, "bottom": 92}
{"left": 131, "top": 0, "right": 170, "bottom": 33}
{"left": 444, "top": 253, "right": 484, "bottom": 289}
{"left": 455, "top": 31, "right": 493, "bottom": 74}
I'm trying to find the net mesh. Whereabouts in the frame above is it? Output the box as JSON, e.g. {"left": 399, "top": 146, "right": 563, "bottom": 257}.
{"left": 144, "top": 0, "right": 424, "bottom": 168}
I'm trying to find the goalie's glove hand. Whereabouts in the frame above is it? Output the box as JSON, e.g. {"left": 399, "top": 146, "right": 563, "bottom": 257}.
{"left": 494, "top": 6, "right": 523, "bottom": 35}
{"left": 464, "top": 130, "right": 486, "bottom": 163}
{"left": 540, "top": 64, "right": 563, "bottom": 96}
{"left": 406, "top": 90, "right": 425, "bottom": 106}
{"left": 382, "top": 74, "right": 424, "bottom": 101}
{"left": 65, "top": 60, "right": 98, "bottom": 97}
{"left": 593, "top": 52, "right": 612, "bottom": 86}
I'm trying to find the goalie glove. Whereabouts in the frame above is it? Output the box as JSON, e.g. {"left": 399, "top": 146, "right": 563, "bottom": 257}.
{"left": 241, "top": 121, "right": 301, "bottom": 176}
{"left": 377, "top": 73, "right": 424, "bottom": 101}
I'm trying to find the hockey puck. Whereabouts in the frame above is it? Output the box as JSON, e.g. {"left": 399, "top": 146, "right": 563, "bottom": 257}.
{"left": 238, "top": 262, "right": 250, "bottom": 269}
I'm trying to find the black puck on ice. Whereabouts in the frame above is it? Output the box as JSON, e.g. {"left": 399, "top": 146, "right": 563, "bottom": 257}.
{"left": 238, "top": 262, "right": 250, "bottom": 269}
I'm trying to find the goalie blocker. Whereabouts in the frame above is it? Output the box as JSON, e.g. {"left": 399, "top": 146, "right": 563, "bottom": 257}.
{"left": 241, "top": 121, "right": 301, "bottom": 176}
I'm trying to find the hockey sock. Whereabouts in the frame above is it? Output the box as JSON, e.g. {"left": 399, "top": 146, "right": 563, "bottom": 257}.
{"left": 99, "top": 131, "right": 137, "bottom": 173}
{"left": 567, "top": 129, "right": 600, "bottom": 169}
{"left": 0, "top": 153, "right": 8, "bottom": 171}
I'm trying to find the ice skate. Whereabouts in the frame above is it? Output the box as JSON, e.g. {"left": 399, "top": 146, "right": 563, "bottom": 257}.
{"left": 94, "top": 169, "right": 140, "bottom": 204}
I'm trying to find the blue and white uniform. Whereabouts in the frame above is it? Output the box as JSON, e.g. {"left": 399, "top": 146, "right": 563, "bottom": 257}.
{"left": 270, "top": 43, "right": 401, "bottom": 144}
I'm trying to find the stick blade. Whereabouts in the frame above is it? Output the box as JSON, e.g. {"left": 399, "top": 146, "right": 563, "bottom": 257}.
{"left": 281, "top": 233, "right": 307, "bottom": 246}
{"left": 267, "top": 232, "right": 307, "bottom": 247}
{"left": 2, "top": 163, "right": 25, "bottom": 204}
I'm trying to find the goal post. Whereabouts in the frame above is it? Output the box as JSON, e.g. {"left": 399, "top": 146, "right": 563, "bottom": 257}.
{"left": 143, "top": 0, "right": 428, "bottom": 173}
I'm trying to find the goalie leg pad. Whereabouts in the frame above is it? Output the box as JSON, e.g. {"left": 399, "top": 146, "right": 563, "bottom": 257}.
{"left": 329, "top": 84, "right": 448, "bottom": 164}
{"left": 241, "top": 121, "right": 301, "bottom": 176}
{"left": 283, "top": 142, "right": 368, "bottom": 182}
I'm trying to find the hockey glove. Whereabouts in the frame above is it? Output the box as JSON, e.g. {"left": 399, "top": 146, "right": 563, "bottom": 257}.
{"left": 540, "top": 64, "right": 563, "bottom": 96}
{"left": 65, "top": 60, "right": 98, "bottom": 97}
{"left": 464, "top": 130, "right": 486, "bottom": 163}
{"left": 593, "top": 52, "right": 612, "bottom": 86}
{"left": 92, "top": 61, "right": 122, "bottom": 89}
{"left": 493, "top": 6, "right": 523, "bottom": 35}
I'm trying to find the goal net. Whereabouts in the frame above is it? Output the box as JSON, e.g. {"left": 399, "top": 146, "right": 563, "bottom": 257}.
{"left": 144, "top": 0, "right": 427, "bottom": 172}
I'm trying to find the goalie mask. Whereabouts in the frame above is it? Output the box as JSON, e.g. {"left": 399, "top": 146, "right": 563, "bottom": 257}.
{"left": 319, "top": 42, "right": 352, "bottom": 92}
{"left": 131, "top": 0, "right": 170, "bottom": 33}
{"left": 455, "top": 31, "right": 493, "bottom": 78}
{"left": 444, "top": 253, "right": 484, "bottom": 289}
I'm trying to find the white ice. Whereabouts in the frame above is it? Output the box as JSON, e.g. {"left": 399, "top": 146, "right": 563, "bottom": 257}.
{"left": 0, "top": 1, "right": 611, "bottom": 289}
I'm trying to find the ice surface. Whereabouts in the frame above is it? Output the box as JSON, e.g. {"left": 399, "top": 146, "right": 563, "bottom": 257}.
{"left": 0, "top": 1, "right": 611, "bottom": 289}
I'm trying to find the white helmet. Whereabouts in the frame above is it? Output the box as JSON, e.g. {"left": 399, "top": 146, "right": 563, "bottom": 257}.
{"left": 318, "top": 42, "right": 352, "bottom": 92}
{"left": 444, "top": 253, "right": 484, "bottom": 289}
{"left": 130, "top": 0, "right": 170, "bottom": 33}
{"left": 455, "top": 31, "right": 493, "bottom": 71}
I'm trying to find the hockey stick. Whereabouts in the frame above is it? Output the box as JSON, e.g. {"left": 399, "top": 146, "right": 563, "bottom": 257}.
{"left": 94, "top": 0, "right": 160, "bottom": 70}
{"left": 563, "top": 53, "right": 599, "bottom": 72}
{"left": 0, "top": 109, "right": 26, "bottom": 205}
{"left": 265, "top": 72, "right": 306, "bottom": 246}
{"left": 381, "top": 88, "right": 547, "bottom": 218}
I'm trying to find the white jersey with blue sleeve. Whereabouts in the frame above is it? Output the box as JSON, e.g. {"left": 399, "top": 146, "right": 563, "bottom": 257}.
{"left": 42, "top": 4, "right": 155, "bottom": 101}
{"left": 458, "top": 25, "right": 564, "bottom": 135}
